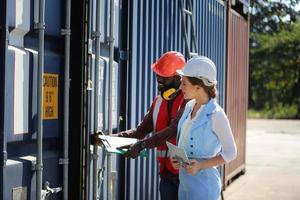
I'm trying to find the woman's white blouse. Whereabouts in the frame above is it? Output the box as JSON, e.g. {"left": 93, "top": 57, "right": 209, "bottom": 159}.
{"left": 178, "top": 104, "right": 204, "bottom": 149}
{"left": 178, "top": 99, "right": 237, "bottom": 163}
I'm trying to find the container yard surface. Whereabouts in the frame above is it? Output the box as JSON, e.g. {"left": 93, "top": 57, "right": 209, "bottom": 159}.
{"left": 223, "top": 119, "right": 300, "bottom": 200}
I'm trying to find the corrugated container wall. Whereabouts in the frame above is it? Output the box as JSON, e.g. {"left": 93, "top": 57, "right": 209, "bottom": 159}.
{"left": 123, "top": 0, "right": 226, "bottom": 199}
{"left": 0, "top": 0, "right": 250, "bottom": 199}
{"left": 1, "top": 0, "right": 65, "bottom": 199}
{"left": 194, "top": 0, "right": 227, "bottom": 106}
{"left": 224, "top": 8, "right": 249, "bottom": 187}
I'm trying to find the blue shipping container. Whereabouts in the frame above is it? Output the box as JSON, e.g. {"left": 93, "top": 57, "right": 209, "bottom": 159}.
{"left": 123, "top": 0, "right": 226, "bottom": 199}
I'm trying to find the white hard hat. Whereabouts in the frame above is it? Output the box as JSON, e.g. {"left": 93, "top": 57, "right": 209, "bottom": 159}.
{"left": 176, "top": 56, "right": 217, "bottom": 86}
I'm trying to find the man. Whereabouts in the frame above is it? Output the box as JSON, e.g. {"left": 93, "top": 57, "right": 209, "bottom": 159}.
{"left": 117, "top": 51, "right": 188, "bottom": 200}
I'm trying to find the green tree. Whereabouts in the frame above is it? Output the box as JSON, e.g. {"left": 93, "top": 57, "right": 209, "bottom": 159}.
{"left": 249, "top": 0, "right": 300, "bottom": 118}
{"left": 250, "top": 0, "right": 300, "bottom": 34}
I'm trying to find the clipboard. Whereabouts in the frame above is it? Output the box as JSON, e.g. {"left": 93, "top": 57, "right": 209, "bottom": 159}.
{"left": 166, "top": 141, "right": 190, "bottom": 164}
{"left": 99, "top": 135, "right": 147, "bottom": 157}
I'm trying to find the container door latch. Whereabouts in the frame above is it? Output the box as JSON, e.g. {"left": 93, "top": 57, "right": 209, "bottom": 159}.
{"left": 41, "top": 181, "right": 62, "bottom": 200}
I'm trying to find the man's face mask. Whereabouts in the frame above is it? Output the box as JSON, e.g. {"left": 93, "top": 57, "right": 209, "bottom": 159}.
{"left": 156, "top": 75, "right": 181, "bottom": 100}
{"left": 156, "top": 76, "right": 175, "bottom": 91}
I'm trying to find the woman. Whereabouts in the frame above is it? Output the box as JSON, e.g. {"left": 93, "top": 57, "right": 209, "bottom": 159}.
{"left": 174, "top": 56, "right": 237, "bottom": 200}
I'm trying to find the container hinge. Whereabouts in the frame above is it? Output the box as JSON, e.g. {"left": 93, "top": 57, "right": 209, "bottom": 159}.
{"left": 92, "top": 31, "right": 101, "bottom": 38}
{"left": 34, "top": 22, "right": 45, "bottom": 30}
{"left": 91, "top": 152, "right": 99, "bottom": 159}
{"left": 32, "top": 162, "right": 43, "bottom": 171}
{"left": 59, "top": 158, "right": 69, "bottom": 165}
{"left": 119, "top": 50, "right": 129, "bottom": 61}
{"left": 106, "top": 36, "right": 114, "bottom": 45}
{"left": 61, "top": 28, "right": 71, "bottom": 36}
{"left": 1, "top": 151, "right": 7, "bottom": 167}
{"left": 41, "top": 181, "right": 62, "bottom": 200}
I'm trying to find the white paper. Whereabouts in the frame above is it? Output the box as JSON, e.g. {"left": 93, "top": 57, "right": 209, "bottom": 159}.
{"left": 99, "top": 135, "right": 138, "bottom": 153}
{"left": 166, "top": 141, "right": 190, "bottom": 164}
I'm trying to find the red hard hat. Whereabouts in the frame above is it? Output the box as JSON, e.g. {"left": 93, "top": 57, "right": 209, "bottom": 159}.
{"left": 151, "top": 51, "right": 185, "bottom": 77}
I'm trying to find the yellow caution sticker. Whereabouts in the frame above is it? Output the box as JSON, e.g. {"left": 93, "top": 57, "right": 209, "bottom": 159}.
{"left": 43, "top": 73, "right": 58, "bottom": 120}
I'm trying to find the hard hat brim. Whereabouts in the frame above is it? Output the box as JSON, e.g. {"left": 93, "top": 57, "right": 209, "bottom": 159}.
{"left": 176, "top": 69, "right": 189, "bottom": 77}
{"left": 152, "top": 62, "right": 177, "bottom": 77}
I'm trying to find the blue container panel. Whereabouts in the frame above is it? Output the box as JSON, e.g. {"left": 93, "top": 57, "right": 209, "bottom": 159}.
{"left": 128, "top": 0, "right": 186, "bottom": 128}
{"left": 5, "top": 152, "right": 62, "bottom": 200}
{"left": 126, "top": 0, "right": 186, "bottom": 199}
{"left": 3, "top": 0, "right": 65, "bottom": 199}
{"left": 5, "top": 0, "right": 64, "bottom": 141}
{"left": 194, "top": 0, "right": 226, "bottom": 107}
{"left": 89, "top": 55, "right": 119, "bottom": 131}
{"left": 89, "top": 0, "right": 119, "bottom": 47}
{"left": 7, "top": 0, "right": 62, "bottom": 37}
{"left": 89, "top": 147, "right": 119, "bottom": 200}
{"left": 5, "top": 48, "right": 63, "bottom": 142}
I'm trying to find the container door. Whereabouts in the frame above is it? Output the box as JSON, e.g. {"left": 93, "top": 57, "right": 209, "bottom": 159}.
{"left": 2, "top": 0, "right": 65, "bottom": 199}
{"left": 85, "top": 0, "right": 121, "bottom": 199}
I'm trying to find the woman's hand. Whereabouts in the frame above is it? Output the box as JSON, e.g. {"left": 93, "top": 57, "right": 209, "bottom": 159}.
{"left": 170, "top": 157, "right": 181, "bottom": 170}
{"left": 183, "top": 159, "right": 202, "bottom": 175}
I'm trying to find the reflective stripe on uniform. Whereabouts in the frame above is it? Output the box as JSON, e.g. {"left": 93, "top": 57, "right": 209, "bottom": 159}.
{"left": 152, "top": 96, "right": 162, "bottom": 129}
{"left": 156, "top": 149, "right": 170, "bottom": 158}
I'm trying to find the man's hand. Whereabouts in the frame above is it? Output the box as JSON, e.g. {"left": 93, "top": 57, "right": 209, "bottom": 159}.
{"left": 118, "top": 141, "right": 145, "bottom": 159}
{"left": 90, "top": 131, "right": 104, "bottom": 146}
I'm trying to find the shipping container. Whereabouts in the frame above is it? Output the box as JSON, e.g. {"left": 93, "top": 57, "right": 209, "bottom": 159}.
{"left": 0, "top": 0, "right": 249, "bottom": 199}
{"left": 224, "top": 8, "right": 249, "bottom": 187}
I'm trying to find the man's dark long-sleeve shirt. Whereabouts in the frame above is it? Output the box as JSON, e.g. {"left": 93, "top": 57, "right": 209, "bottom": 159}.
{"left": 118, "top": 98, "right": 188, "bottom": 148}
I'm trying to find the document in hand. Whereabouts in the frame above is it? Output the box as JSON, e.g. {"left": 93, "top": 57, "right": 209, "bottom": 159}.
{"left": 166, "top": 141, "right": 190, "bottom": 164}
{"left": 99, "top": 135, "right": 147, "bottom": 157}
